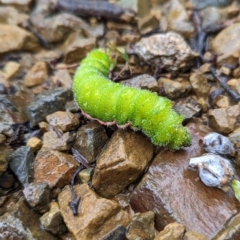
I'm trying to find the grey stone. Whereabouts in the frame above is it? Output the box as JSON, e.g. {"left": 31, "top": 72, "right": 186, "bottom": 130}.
{"left": 27, "top": 88, "right": 73, "bottom": 126}
{"left": 9, "top": 146, "right": 34, "bottom": 187}
{"left": 74, "top": 121, "right": 109, "bottom": 163}
{"left": 0, "top": 212, "right": 33, "bottom": 240}
{"left": 23, "top": 182, "right": 50, "bottom": 214}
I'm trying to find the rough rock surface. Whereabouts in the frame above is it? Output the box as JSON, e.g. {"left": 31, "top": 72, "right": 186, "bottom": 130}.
{"left": 92, "top": 129, "right": 154, "bottom": 198}
{"left": 135, "top": 32, "right": 198, "bottom": 71}
{"left": 58, "top": 184, "right": 131, "bottom": 240}
{"left": 34, "top": 149, "right": 78, "bottom": 189}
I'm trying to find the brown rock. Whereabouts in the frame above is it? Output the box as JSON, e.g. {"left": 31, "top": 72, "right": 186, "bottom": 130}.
{"left": 46, "top": 111, "right": 80, "bottom": 133}
{"left": 189, "top": 72, "right": 210, "bottom": 99}
{"left": 121, "top": 74, "right": 159, "bottom": 92}
{"left": 42, "top": 131, "right": 75, "bottom": 151}
{"left": 3, "top": 61, "right": 20, "bottom": 79}
{"left": 166, "top": 0, "right": 194, "bottom": 38}
{"left": 229, "top": 128, "right": 240, "bottom": 144}
{"left": 213, "top": 95, "right": 230, "bottom": 108}
{"left": 211, "top": 23, "right": 240, "bottom": 65}
{"left": 92, "top": 129, "right": 154, "bottom": 198}
{"left": 0, "top": 6, "right": 28, "bottom": 25}
{"left": 200, "top": 63, "right": 211, "bottom": 73}
{"left": 34, "top": 149, "right": 78, "bottom": 189}
{"left": 3, "top": 197, "right": 58, "bottom": 240}
{"left": 183, "top": 231, "right": 208, "bottom": 240}
{"left": 0, "top": 24, "right": 39, "bottom": 53}
{"left": 158, "top": 77, "right": 190, "bottom": 99}
{"left": 135, "top": 32, "right": 198, "bottom": 72}
{"left": 52, "top": 68, "right": 72, "bottom": 89}
{"left": 58, "top": 184, "right": 131, "bottom": 240}
{"left": 24, "top": 61, "right": 48, "bottom": 87}
{"left": 130, "top": 123, "right": 240, "bottom": 238}
{"left": 64, "top": 37, "right": 97, "bottom": 64}
{"left": 154, "top": 222, "right": 185, "bottom": 240}
{"left": 0, "top": 133, "right": 6, "bottom": 144}
{"left": 126, "top": 211, "right": 155, "bottom": 240}
{"left": 208, "top": 104, "right": 240, "bottom": 134}
{"left": 138, "top": 14, "right": 159, "bottom": 35}
{"left": 227, "top": 79, "right": 240, "bottom": 95}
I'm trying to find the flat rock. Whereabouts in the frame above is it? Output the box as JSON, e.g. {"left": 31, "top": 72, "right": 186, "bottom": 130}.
{"left": 0, "top": 24, "right": 39, "bottom": 54}
{"left": 34, "top": 148, "right": 78, "bottom": 189}
{"left": 46, "top": 111, "right": 80, "bottom": 133}
{"left": 92, "top": 129, "right": 154, "bottom": 198}
{"left": 58, "top": 183, "right": 131, "bottom": 240}
{"left": 130, "top": 123, "right": 240, "bottom": 238}
{"left": 211, "top": 23, "right": 240, "bottom": 65}
{"left": 42, "top": 131, "right": 75, "bottom": 151}
{"left": 208, "top": 104, "right": 240, "bottom": 134}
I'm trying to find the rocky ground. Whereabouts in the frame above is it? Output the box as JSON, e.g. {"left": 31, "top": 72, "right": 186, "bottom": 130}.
{"left": 1, "top": 0, "right": 240, "bottom": 239}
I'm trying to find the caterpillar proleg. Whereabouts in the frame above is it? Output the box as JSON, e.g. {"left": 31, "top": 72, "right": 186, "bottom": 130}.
{"left": 73, "top": 49, "right": 191, "bottom": 150}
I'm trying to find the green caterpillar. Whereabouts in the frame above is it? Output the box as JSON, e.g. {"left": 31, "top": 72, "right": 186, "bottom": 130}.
{"left": 72, "top": 49, "right": 191, "bottom": 150}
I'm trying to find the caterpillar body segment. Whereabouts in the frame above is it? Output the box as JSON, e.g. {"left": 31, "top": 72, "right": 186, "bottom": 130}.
{"left": 73, "top": 49, "right": 191, "bottom": 150}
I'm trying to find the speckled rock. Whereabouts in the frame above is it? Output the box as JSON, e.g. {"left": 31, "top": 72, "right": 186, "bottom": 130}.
{"left": 34, "top": 149, "right": 78, "bottom": 189}
{"left": 92, "top": 129, "right": 154, "bottom": 198}
{"left": 0, "top": 212, "right": 33, "bottom": 239}
{"left": 154, "top": 222, "right": 185, "bottom": 240}
{"left": 58, "top": 184, "right": 131, "bottom": 240}
{"left": 23, "top": 182, "right": 50, "bottom": 214}
{"left": 46, "top": 111, "right": 80, "bottom": 133}
{"left": 135, "top": 32, "right": 198, "bottom": 72}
